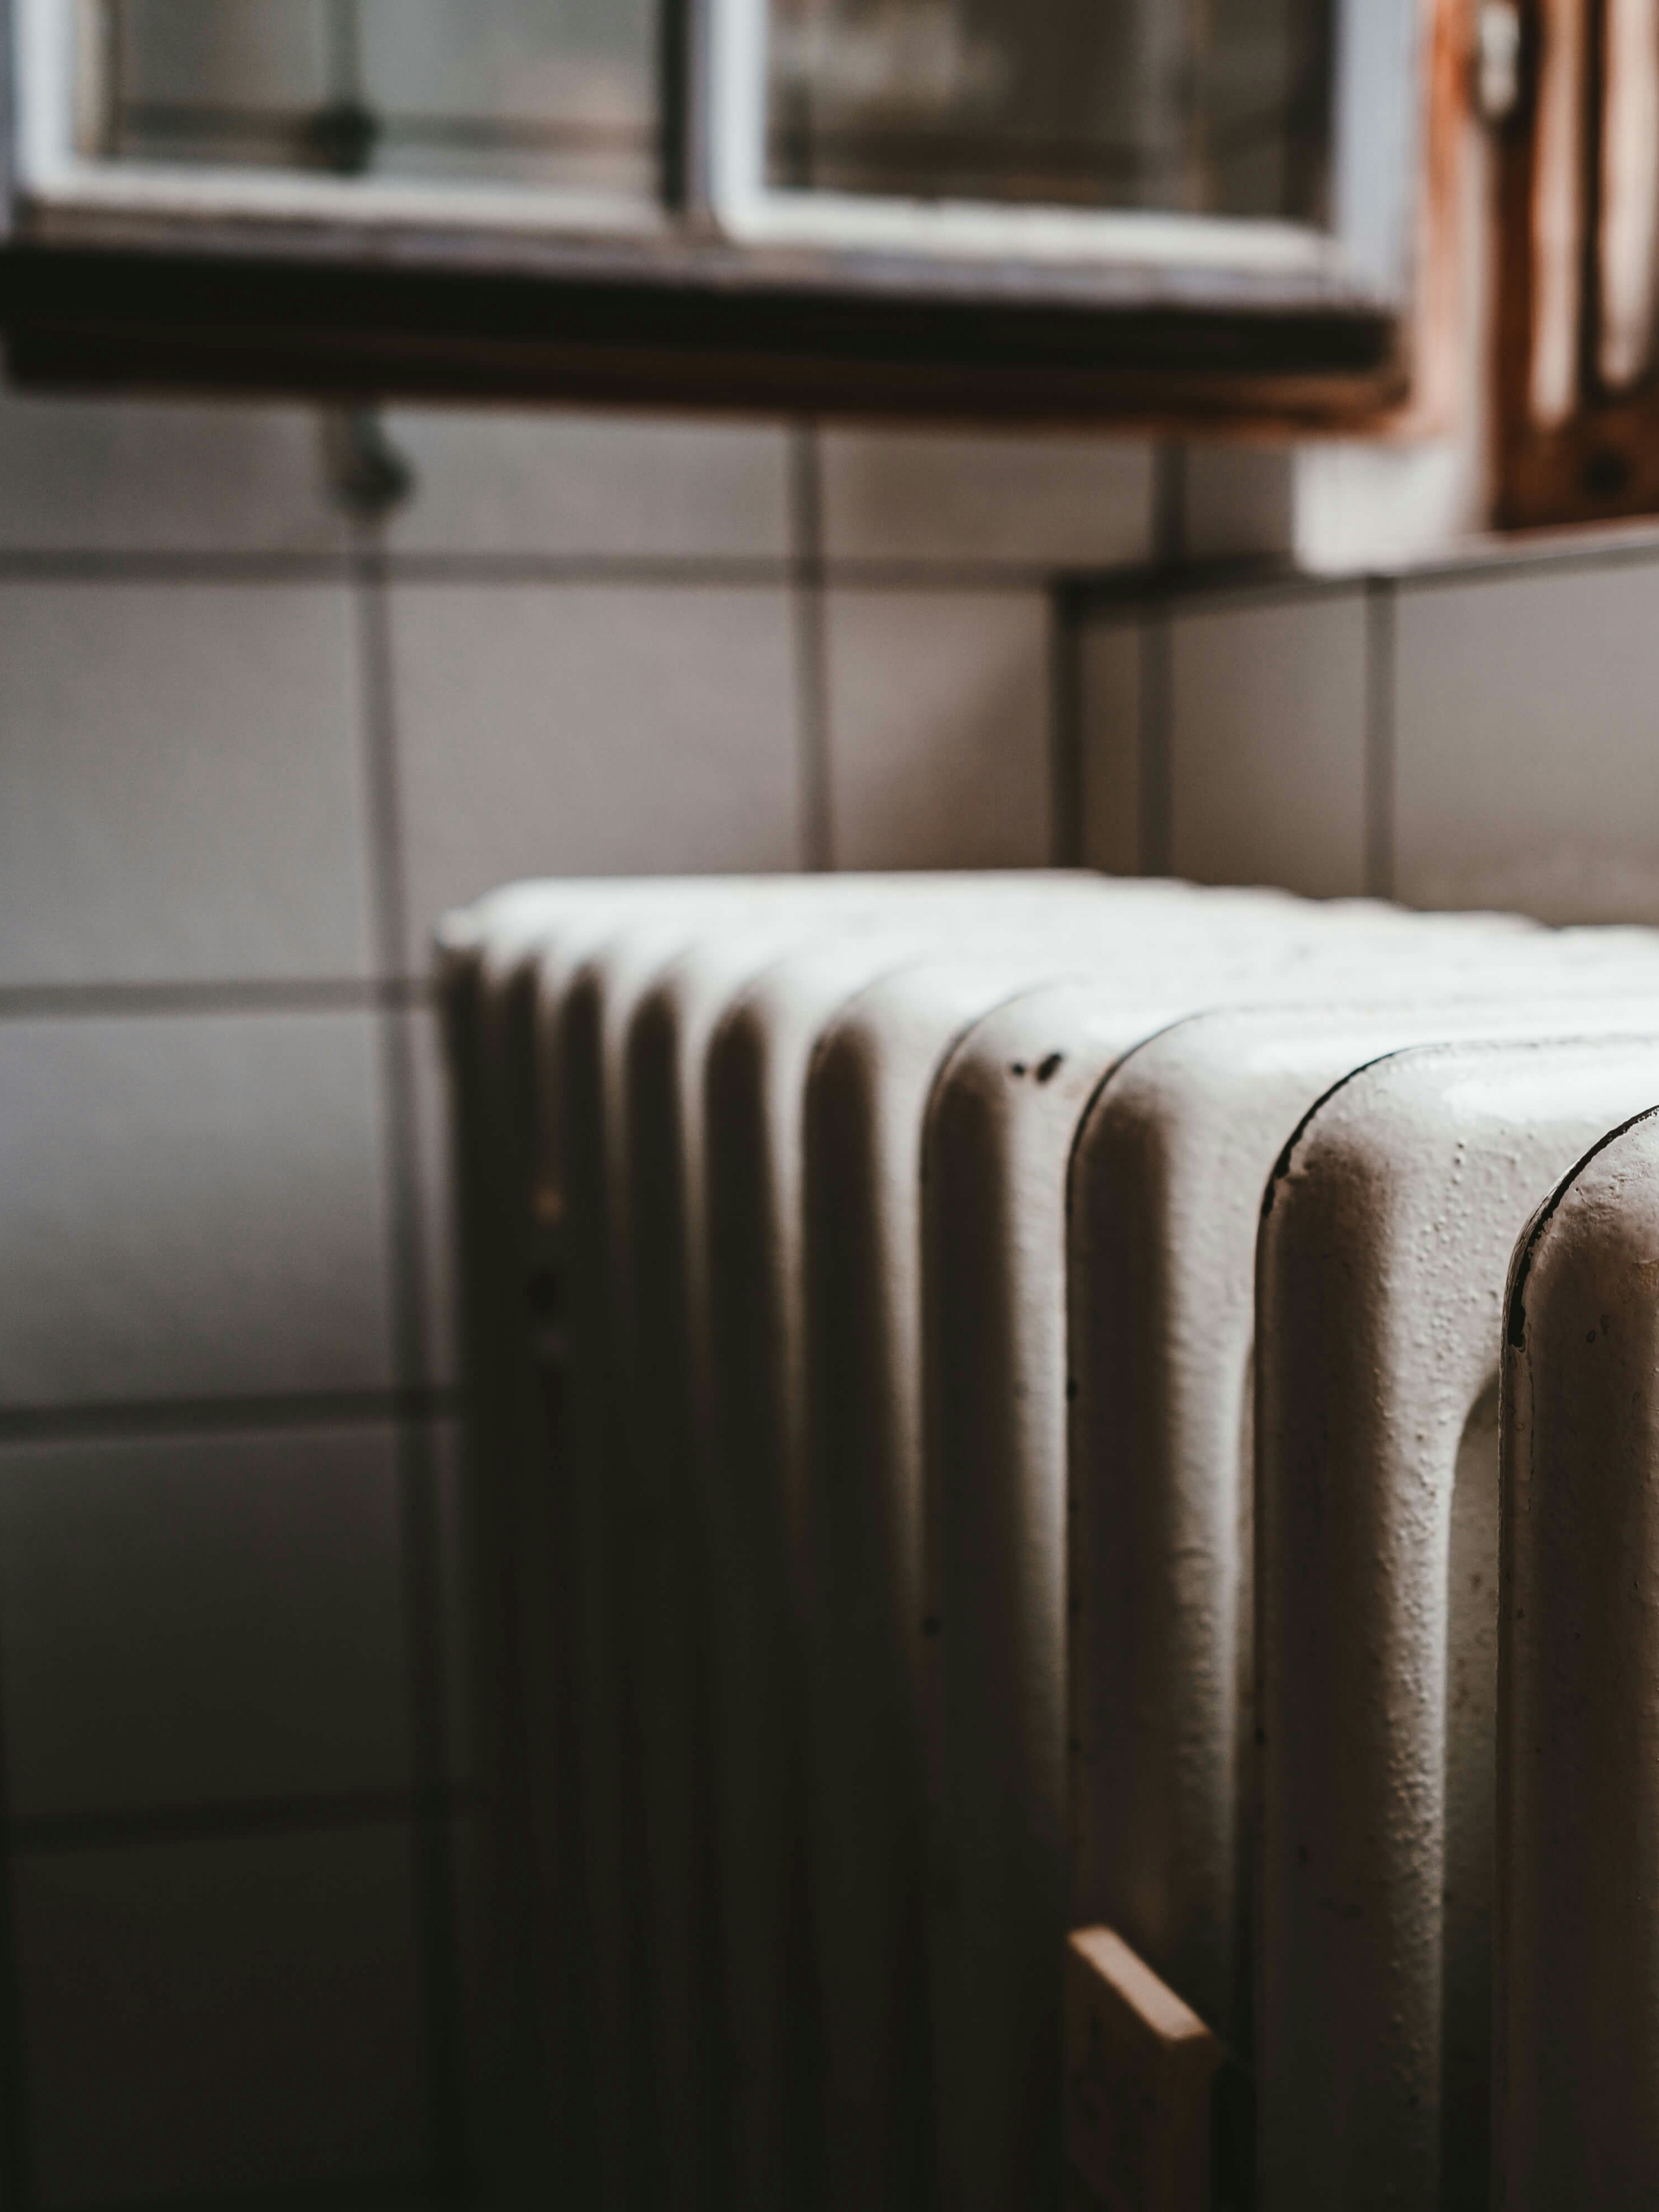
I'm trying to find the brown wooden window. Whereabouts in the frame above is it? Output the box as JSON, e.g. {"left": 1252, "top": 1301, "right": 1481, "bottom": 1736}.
{"left": 1496, "top": 0, "right": 1659, "bottom": 523}
{"left": 0, "top": 0, "right": 1449, "bottom": 424}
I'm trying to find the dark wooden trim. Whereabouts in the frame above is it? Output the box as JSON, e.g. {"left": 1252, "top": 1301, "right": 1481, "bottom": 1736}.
{"left": 1495, "top": 0, "right": 1659, "bottom": 528}
{"left": 0, "top": 238, "right": 1408, "bottom": 423}
{"left": 0, "top": 0, "right": 1430, "bottom": 425}
{"left": 1492, "top": 0, "right": 1542, "bottom": 523}
{"left": 1500, "top": 385, "right": 1659, "bottom": 523}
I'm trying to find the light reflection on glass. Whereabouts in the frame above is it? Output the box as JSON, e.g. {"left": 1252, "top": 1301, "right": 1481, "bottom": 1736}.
{"left": 765, "top": 0, "right": 1329, "bottom": 224}
{"left": 82, "top": 0, "right": 661, "bottom": 199}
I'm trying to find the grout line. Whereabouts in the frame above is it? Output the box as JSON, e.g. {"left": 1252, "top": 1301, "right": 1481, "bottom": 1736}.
{"left": 1048, "top": 581, "right": 1086, "bottom": 869}
{"left": 349, "top": 505, "right": 470, "bottom": 2203}
{"left": 0, "top": 550, "right": 358, "bottom": 584}
{"left": 352, "top": 529, "right": 414, "bottom": 993}
{"left": 373, "top": 551, "right": 786, "bottom": 588}
{"left": 789, "top": 421, "right": 835, "bottom": 872}
{"left": 10, "top": 1783, "right": 473, "bottom": 1858}
{"left": 375, "top": 553, "right": 1073, "bottom": 592}
{"left": 0, "top": 1389, "right": 461, "bottom": 1449}
{"left": 18, "top": 522, "right": 1659, "bottom": 601}
{"left": 0, "top": 1526, "right": 33, "bottom": 2212}
{"left": 0, "top": 19, "right": 39, "bottom": 2192}
{"left": 1132, "top": 447, "right": 1181, "bottom": 881}
{"left": 0, "top": 977, "right": 430, "bottom": 1022}
{"left": 37, "top": 2173, "right": 444, "bottom": 2212}
{"left": 1151, "top": 441, "right": 1188, "bottom": 568}
{"left": 1062, "top": 522, "right": 1659, "bottom": 617}
{"left": 1364, "top": 578, "right": 1397, "bottom": 901}
{"left": 1137, "top": 602, "right": 1174, "bottom": 876}
{"left": 0, "top": 547, "right": 1086, "bottom": 592}
{"left": 325, "top": 0, "right": 363, "bottom": 105}
{"left": 0, "top": 0, "right": 28, "bottom": 2170}
{"left": 816, "top": 556, "right": 1068, "bottom": 592}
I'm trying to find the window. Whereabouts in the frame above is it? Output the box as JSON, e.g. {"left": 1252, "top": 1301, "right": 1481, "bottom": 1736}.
{"left": 62, "top": 0, "right": 664, "bottom": 207}
{"left": 85, "top": 0, "right": 663, "bottom": 201}
{"left": 762, "top": 0, "right": 1327, "bottom": 221}
{"left": 1495, "top": 0, "right": 1659, "bottom": 525}
{"left": 0, "top": 0, "right": 1447, "bottom": 420}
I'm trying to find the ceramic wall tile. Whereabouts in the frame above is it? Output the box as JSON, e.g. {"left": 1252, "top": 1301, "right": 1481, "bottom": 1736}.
{"left": 383, "top": 409, "right": 792, "bottom": 560}
{"left": 0, "top": 582, "right": 371, "bottom": 987}
{"left": 0, "top": 1012, "right": 393, "bottom": 1406}
{"left": 392, "top": 582, "right": 802, "bottom": 965}
{"left": 823, "top": 587, "right": 1052, "bottom": 869}
{"left": 16, "top": 1826, "right": 425, "bottom": 2206}
{"left": 0, "top": 1423, "right": 410, "bottom": 1820}
{"left": 1395, "top": 558, "right": 1659, "bottom": 923}
{"left": 1169, "top": 587, "right": 1368, "bottom": 899}
{"left": 0, "top": 391, "right": 342, "bottom": 555}
{"left": 819, "top": 427, "right": 1153, "bottom": 570}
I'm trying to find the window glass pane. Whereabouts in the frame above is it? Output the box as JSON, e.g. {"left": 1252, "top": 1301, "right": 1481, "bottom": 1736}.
{"left": 765, "top": 0, "right": 1329, "bottom": 224}
{"left": 81, "top": 0, "right": 661, "bottom": 199}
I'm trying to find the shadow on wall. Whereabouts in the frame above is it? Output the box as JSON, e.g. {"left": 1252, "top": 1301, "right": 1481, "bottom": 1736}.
{"left": 0, "top": 385, "right": 1153, "bottom": 2211}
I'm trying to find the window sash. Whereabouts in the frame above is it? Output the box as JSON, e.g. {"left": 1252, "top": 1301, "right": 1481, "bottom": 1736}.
{"left": 8, "top": 0, "right": 1422, "bottom": 313}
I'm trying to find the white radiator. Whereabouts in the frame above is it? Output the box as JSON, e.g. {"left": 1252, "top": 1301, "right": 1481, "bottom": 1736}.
{"left": 438, "top": 872, "right": 1659, "bottom": 2212}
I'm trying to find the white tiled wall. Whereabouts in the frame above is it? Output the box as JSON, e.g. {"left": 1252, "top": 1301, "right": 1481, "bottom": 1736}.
{"left": 14, "top": 366, "right": 1659, "bottom": 2212}
{"left": 0, "top": 396, "right": 346, "bottom": 556}
{"left": 1393, "top": 560, "right": 1659, "bottom": 923}
{"left": 1079, "top": 542, "right": 1659, "bottom": 921}
{"left": 1167, "top": 587, "right": 1368, "bottom": 900}
{"left": 391, "top": 581, "right": 804, "bottom": 940}
{"left": 819, "top": 428, "right": 1153, "bottom": 569}
{"left": 382, "top": 408, "right": 793, "bottom": 561}
{"left": 823, "top": 588, "right": 1053, "bottom": 869}
{"left": 0, "top": 383, "right": 1151, "bottom": 2210}
{"left": 0, "top": 1013, "right": 393, "bottom": 1406}
{"left": 0, "top": 583, "right": 371, "bottom": 987}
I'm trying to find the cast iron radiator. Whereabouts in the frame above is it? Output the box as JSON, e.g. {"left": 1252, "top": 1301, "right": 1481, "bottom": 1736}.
{"left": 436, "top": 872, "right": 1659, "bottom": 2212}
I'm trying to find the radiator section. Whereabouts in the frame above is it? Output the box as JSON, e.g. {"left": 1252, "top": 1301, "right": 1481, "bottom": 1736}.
{"left": 436, "top": 872, "right": 1659, "bottom": 2211}
{"left": 1496, "top": 1107, "right": 1659, "bottom": 2211}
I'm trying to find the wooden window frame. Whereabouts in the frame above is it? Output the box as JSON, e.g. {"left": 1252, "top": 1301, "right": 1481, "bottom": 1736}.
{"left": 1497, "top": 0, "right": 1659, "bottom": 523}
{"left": 0, "top": 0, "right": 1449, "bottom": 424}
